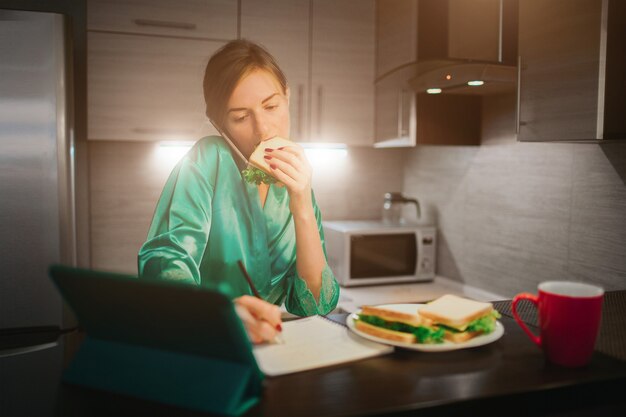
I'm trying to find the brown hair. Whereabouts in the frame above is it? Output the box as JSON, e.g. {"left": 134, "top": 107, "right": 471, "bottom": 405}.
{"left": 203, "top": 39, "right": 288, "bottom": 131}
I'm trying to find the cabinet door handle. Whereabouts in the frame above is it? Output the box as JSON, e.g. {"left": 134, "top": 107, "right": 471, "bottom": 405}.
{"left": 516, "top": 55, "right": 522, "bottom": 135}
{"left": 317, "top": 86, "right": 323, "bottom": 136}
{"left": 398, "top": 89, "right": 403, "bottom": 137}
{"left": 133, "top": 19, "right": 197, "bottom": 30}
{"left": 297, "top": 84, "right": 304, "bottom": 140}
{"left": 398, "top": 90, "right": 410, "bottom": 137}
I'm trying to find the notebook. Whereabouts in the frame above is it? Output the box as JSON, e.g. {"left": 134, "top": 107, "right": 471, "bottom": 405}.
{"left": 253, "top": 315, "right": 393, "bottom": 376}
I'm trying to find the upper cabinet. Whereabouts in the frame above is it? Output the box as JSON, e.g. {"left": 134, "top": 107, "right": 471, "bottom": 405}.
{"left": 311, "top": 0, "right": 375, "bottom": 146}
{"left": 88, "top": 32, "right": 223, "bottom": 141}
{"left": 242, "top": 0, "right": 375, "bottom": 146}
{"left": 88, "top": 0, "right": 375, "bottom": 145}
{"left": 517, "top": 0, "right": 626, "bottom": 141}
{"left": 376, "top": 0, "right": 418, "bottom": 78}
{"left": 87, "top": 0, "right": 237, "bottom": 39}
{"left": 240, "top": 0, "right": 311, "bottom": 142}
{"left": 87, "top": 0, "right": 236, "bottom": 141}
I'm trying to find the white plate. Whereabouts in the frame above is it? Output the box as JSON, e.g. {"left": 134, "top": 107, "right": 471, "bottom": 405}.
{"left": 346, "top": 303, "right": 504, "bottom": 352}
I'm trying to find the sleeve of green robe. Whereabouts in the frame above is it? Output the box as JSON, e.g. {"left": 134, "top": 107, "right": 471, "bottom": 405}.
{"left": 137, "top": 150, "right": 216, "bottom": 286}
{"left": 284, "top": 193, "right": 340, "bottom": 316}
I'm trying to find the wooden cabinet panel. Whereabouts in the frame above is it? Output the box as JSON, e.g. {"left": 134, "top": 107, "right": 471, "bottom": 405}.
{"left": 374, "top": 65, "right": 416, "bottom": 147}
{"left": 240, "top": 0, "right": 310, "bottom": 141}
{"left": 518, "top": 0, "right": 603, "bottom": 141}
{"left": 376, "top": 0, "right": 418, "bottom": 78}
{"left": 87, "top": 0, "right": 237, "bottom": 40}
{"left": 88, "top": 32, "right": 223, "bottom": 141}
{"left": 311, "top": 0, "right": 375, "bottom": 146}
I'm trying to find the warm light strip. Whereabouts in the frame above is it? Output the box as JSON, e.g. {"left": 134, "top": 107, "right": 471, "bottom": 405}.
{"left": 156, "top": 141, "right": 195, "bottom": 165}
{"left": 300, "top": 143, "right": 348, "bottom": 164}
{"left": 426, "top": 88, "right": 442, "bottom": 94}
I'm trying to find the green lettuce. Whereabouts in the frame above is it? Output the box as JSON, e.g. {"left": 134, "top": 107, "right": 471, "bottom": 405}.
{"left": 241, "top": 166, "right": 277, "bottom": 185}
{"left": 357, "top": 314, "right": 445, "bottom": 344}
{"left": 422, "top": 310, "right": 501, "bottom": 334}
{"left": 465, "top": 310, "right": 501, "bottom": 333}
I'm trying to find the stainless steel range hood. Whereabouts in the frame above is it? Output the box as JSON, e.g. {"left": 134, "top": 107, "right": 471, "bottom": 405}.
{"left": 403, "top": 0, "right": 518, "bottom": 96}
{"left": 408, "top": 58, "right": 517, "bottom": 95}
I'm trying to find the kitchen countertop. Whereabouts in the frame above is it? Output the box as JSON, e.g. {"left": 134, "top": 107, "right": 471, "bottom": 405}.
{"left": 335, "top": 276, "right": 506, "bottom": 314}
{"left": 2, "top": 291, "right": 625, "bottom": 417}
{"left": 280, "top": 276, "right": 506, "bottom": 319}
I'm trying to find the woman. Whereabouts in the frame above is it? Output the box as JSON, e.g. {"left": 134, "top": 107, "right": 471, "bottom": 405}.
{"left": 137, "top": 40, "right": 340, "bottom": 344}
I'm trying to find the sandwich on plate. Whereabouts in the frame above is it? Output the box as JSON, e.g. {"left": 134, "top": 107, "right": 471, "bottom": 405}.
{"left": 355, "top": 305, "right": 445, "bottom": 344}
{"left": 241, "top": 136, "right": 293, "bottom": 185}
{"left": 417, "top": 294, "right": 501, "bottom": 343}
{"left": 355, "top": 294, "right": 500, "bottom": 344}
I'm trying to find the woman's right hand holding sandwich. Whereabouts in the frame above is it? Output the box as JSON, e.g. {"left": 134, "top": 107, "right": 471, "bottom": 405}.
{"left": 234, "top": 295, "right": 283, "bottom": 344}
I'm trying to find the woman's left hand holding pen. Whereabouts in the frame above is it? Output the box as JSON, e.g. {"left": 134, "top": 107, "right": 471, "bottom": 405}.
{"left": 234, "top": 295, "right": 283, "bottom": 344}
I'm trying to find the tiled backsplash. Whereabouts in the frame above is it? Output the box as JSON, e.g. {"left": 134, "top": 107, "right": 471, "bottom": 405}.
{"left": 402, "top": 94, "right": 626, "bottom": 297}
{"left": 312, "top": 147, "right": 406, "bottom": 221}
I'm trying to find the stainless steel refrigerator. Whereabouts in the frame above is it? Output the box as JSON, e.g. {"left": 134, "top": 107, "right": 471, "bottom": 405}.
{"left": 0, "top": 9, "right": 76, "bottom": 413}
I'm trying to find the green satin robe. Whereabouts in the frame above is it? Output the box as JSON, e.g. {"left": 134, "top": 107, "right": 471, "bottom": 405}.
{"left": 137, "top": 136, "right": 340, "bottom": 316}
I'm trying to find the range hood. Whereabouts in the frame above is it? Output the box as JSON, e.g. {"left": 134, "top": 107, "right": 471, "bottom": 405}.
{"left": 408, "top": 58, "right": 517, "bottom": 95}
{"left": 387, "top": 0, "right": 519, "bottom": 96}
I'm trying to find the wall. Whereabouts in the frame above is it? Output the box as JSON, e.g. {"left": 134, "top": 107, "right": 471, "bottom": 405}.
{"left": 402, "top": 93, "right": 626, "bottom": 297}
{"left": 88, "top": 141, "right": 405, "bottom": 274}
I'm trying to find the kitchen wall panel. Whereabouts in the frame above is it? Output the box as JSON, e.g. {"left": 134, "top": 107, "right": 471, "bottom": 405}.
{"left": 402, "top": 93, "right": 626, "bottom": 296}
{"left": 89, "top": 141, "right": 405, "bottom": 274}
{"left": 89, "top": 141, "right": 171, "bottom": 274}
{"left": 568, "top": 143, "right": 626, "bottom": 290}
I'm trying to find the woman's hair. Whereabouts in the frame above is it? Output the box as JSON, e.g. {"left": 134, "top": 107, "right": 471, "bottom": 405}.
{"left": 203, "top": 39, "right": 288, "bottom": 131}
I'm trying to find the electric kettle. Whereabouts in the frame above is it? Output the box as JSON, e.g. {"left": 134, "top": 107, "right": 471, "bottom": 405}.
{"left": 382, "top": 192, "right": 421, "bottom": 225}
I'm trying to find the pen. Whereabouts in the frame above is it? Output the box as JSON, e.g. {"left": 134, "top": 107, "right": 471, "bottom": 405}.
{"left": 237, "top": 260, "right": 284, "bottom": 344}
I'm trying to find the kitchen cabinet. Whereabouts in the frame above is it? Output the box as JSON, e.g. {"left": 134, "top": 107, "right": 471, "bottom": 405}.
{"left": 241, "top": 0, "right": 375, "bottom": 146}
{"left": 376, "top": 0, "right": 418, "bottom": 78}
{"left": 240, "top": 0, "right": 310, "bottom": 141}
{"left": 517, "top": 0, "right": 626, "bottom": 141}
{"left": 88, "top": 32, "right": 223, "bottom": 141}
{"left": 374, "top": 65, "right": 416, "bottom": 147}
{"left": 310, "top": 0, "right": 375, "bottom": 146}
{"left": 87, "top": 0, "right": 237, "bottom": 40}
{"left": 86, "top": 0, "right": 237, "bottom": 141}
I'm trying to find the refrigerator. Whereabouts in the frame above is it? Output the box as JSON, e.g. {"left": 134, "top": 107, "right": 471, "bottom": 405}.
{"left": 0, "top": 8, "right": 76, "bottom": 415}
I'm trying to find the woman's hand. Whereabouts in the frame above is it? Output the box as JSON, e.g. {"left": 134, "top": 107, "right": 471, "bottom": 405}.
{"left": 263, "top": 144, "right": 313, "bottom": 215}
{"left": 234, "top": 295, "right": 283, "bottom": 344}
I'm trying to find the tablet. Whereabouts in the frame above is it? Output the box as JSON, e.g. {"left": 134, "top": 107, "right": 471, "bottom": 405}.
{"left": 49, "top": 264, "right": 262, "bottom": 415}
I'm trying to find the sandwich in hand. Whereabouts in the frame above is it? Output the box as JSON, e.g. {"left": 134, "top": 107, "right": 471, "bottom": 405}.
{"left": 241, "top": 136, "right": 293, "bottom": 185}
{"left": 417, "top": 294, "right": 501, "bottom": 343}
{"left": 355, "top": 305, "right": 445, "bottom": 344}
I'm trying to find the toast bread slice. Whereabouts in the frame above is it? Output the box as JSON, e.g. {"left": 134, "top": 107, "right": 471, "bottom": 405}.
{"left": 355, "top": 320, "right": 416, "bottom": 343}
{"left": 444, "top": 330, "right": 483, "bottom": 343}
{"left": 360, "top": 305, "right": 422, "bottom": 327}
{"left": 248, "top": 136, "right": 293, "bottom": 175}
{"left": 418, "top": 294, "right": 493, "bottom": 331}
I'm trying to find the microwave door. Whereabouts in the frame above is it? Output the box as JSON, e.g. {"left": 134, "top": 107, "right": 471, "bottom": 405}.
{"left": 349, "top": 233, "right": 417, "bottom": 283}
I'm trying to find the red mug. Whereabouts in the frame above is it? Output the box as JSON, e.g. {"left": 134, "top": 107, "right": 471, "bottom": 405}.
{"left": 512, "top": 281, "right": 604, "bottom": 367}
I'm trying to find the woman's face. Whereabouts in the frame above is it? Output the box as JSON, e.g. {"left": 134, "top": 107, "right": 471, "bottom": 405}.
{"left": 223, "top": 69, "right": 290, "bottom": 159}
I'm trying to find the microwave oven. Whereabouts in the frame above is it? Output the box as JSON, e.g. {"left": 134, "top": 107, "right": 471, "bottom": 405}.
{"left": 323, "top": 221, "right": 436, "bottom": 287}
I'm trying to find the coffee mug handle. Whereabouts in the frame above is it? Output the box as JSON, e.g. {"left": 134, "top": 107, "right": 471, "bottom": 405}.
{"left": 512, "top": 293, "right": 541, "bottom": 347}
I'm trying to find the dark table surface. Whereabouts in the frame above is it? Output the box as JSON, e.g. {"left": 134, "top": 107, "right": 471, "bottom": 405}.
{"left": 2, "top": 292, "right": 626, "bottom": 417}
